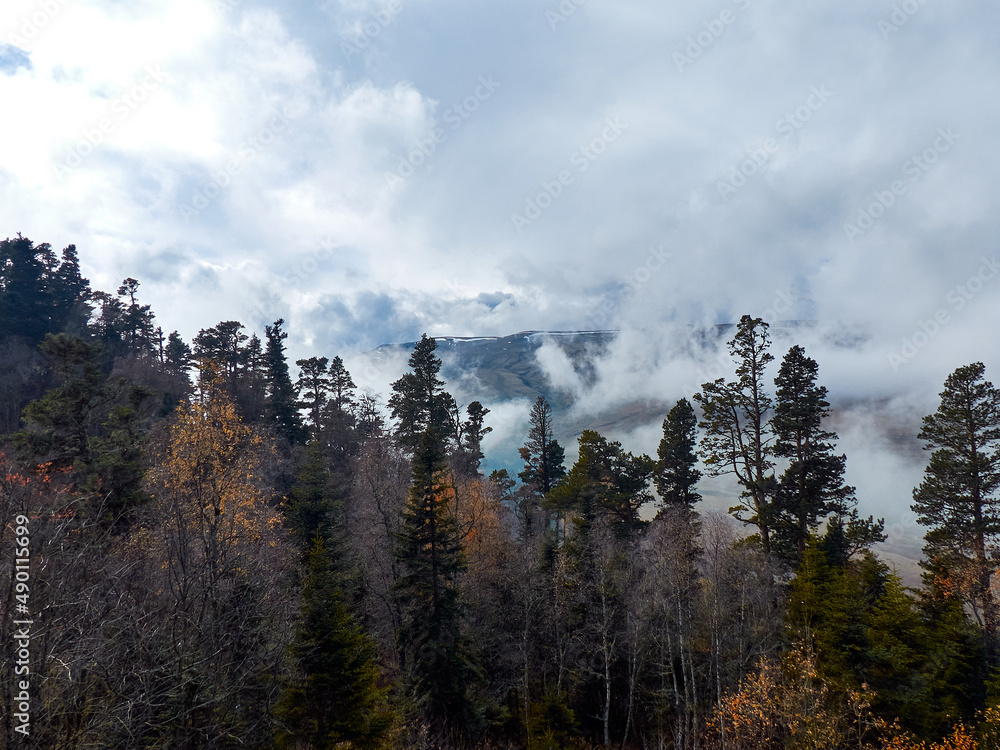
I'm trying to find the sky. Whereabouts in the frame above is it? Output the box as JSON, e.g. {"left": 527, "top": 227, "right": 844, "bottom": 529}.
{"left": 2, "top": 0, "right": 999, "bottom": 561}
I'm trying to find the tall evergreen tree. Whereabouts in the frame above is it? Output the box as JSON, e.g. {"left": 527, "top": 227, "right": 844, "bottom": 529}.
{"left": 771, "top": 345, "right": 883, "bottom": 562}
{"left": 517, "top": 396, "right": 566, "bottom": 538}
{"left": 163, "top": 331, "right": 192, "bottom": 379}
{"left": 450, "top": 400, "right": 492, "bottom": 477}
{"left": 264, "top": 319, "right": 304, "bottom": 444}
{"left": 275, "top": 536, "right": 392, "bottom": 750}
{"left": 327, "top": 355, "right": 357, "bottom": 415}
{"left": 518, "top": 396, "right": 566, "bottom": 497}
{"left": 394, "top": 429, "right": 473, "bottom": 737}
{"left": 695, "top": 315, "right": 777, "bottom": 550}
{"left": 193, "top": 320, "right": 249, "bottom": 377}
{"left": 547, "top": 430, "right": 655, "bottom": 536}
{"left": 388, "top": 334, "right": 456, "bottom": 452}
{"left": 655, "top": 397, "right": 702, "bottom": 510}
{"left": 13, "top": 334, "right": 153, "bottom": 524}
{"left": 284, "top": 440, "right": 337, "bottom": 548}
{"left": 296, "top": 355, "right": 332, "bottom": 435}
{"left": 912, "top": 362, "right": 1000, "bottom": 660}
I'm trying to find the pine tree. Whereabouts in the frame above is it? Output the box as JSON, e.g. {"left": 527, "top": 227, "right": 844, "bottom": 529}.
{"left": 327, "top": 355, "right": 357, "bottom": 415}
{"left": 771, "top": 345, "right": 882, "bottom": 562}
{"left": 0, "top": 234, "right": 56, "bottom": 344}
{"left": 912, "top": 362, "right": 1000, "bottom": 660}
{"left": 452, "top": 400, "right": 492, "bottom": 476}
{"left": 116, "top": 278, "right": 157, "bottom": 357}
{"left": 517, "top": 396, "right": 566, "bottom": 538}
{"left": 547, "top": 430, "right": 655, "bottom": 536}
{"left": 264, "top": 319, "right": 304, "bottom": 444}
{"left": 49, "top": 243, "right": 91, "bottom": 336}
{"left": 394, "top": 429, "right": 473, "bottom": 737}
{"left": 388, "top": 334, "right": 456, "bottom": 452}
{"left": 654, "top": 397, "right": 702, "bottom": 510}
{"left": 193, "top": 320, "right": 249, "bottom": 377}
{"left": 695, "top": 316, "right": 777, "bottom": 550}
{"left": 284, "top": 440, "right": 337, "bottom": 548}
{"left": 296, "top": 355, "right": 332, "bottom": 434}
{"left": 275, "top": 537, "right": 392, "bottom": 749}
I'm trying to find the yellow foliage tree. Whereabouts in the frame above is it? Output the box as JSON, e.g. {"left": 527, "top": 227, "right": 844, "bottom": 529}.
{"left": 142, "top": 371, "right": 290, "bottom": 746}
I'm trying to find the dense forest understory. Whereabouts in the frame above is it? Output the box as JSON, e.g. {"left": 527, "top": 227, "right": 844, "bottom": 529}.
{"left": 3, "top": 234, "right": 1000, "bottom": 749}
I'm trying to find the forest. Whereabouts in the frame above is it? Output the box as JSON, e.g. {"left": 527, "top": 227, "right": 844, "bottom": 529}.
{"left": 2, "top": 233, "right": 1000, "bottom": 750}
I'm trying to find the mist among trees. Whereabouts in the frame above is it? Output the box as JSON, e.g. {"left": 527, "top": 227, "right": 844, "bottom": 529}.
{"left": 4, "top": 235, "right": 1000, "bottom": 749}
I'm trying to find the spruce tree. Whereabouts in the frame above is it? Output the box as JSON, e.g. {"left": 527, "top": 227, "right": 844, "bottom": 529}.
{"left": 284, "top": 440, "right": 337, "bottom": 548}
{"left": 327, "top": 355, "right": 357, "bottom": 415}
{"left": 518, "top": 396, "right": 565, "bottom": 496}
{"left": 654, "top": 397, "right": 702, "bottom": 510}
{"left": 517, "top": 396, "right": 566, "bottom": 537}
{"left": 695, "top": 315, "right": 777, "bottom": 550}
{"left": 771, "top": 345, "right": 882, "bottom": 562}
{"left": 275, "top": 536, "right": 392, "bottom": 749}
{"left": 912, "top": 362, "right": 1000, "bottom": 659}
{"left": 264, "top": 319, "right": 304, "bottom": 444}
{"left": 388, "top": 334, "right": 456, "bottom": 452}
{"left": 453, "top": 400, "right": 491, "bottom": 476}
{"left": 394, "top": 429, "right": 473, "bottom": 737}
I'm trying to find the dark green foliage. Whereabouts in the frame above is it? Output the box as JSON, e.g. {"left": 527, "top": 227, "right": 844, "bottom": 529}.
{"left": 296, "top": 355, "right": 333, "bottom": 433}
{"left": 193, "top": 321, "right": 269, "bottom": 421}
{"left": 193, "top": 320, "right": 249, "bottom": 375}
{"left": 264, "top": 318, "right": 305, "bottom": 444}
{"left": 394, "top": 430, "right": 474, "bottom": 737}
{"left": 771, "top": 345, "right": 884, "bottom": 562}
{"left": 388, "top": 334, "right": 457, "bottom": 452}
{"left": 456, "top": 400, "right": 491, "bottom": 476}
{"left": 912, "top": 362, "right": 1000, "bottom": 658}
{"left": 547, "top": 430, "right": 655, "bottom": 535}
{"left": 12, "top": 334, "right": 154, "bottom": 523}
{"left": 655, "top": 397, "right": 701, "bottom": 510}
{"left": 527, "top": 688, "right": 579, "bottom": 749}
{"left": 275, "top": 537, "right": 392, "bottom": 749}
{"left": 518, "top": 396, "right": 566, "bottom": 497}
{"left": 163, "top": 331, "right": 192, "bottom": 378}
{"left": 787, "top": 540, "right": 985, "bottom": 740}
{"left": 695, "top": 315, "right": 777, "bottom": 550}
{"left": 285, "top": 440, "right": 338, "bottom": 548}
{"left": 517, "top": 396, "right": 566, "bottom": 540}
{"left": 0, "top": 235, "right": 91, "bottom": 346}
{"left": 15, "top": 334, "right": 107, "bottom": 466}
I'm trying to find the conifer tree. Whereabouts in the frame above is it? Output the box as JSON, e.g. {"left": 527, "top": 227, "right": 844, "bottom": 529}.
{"left": 275, "top": 537, "right": 392, "bottom": 750}
{"left": 912, "top": 362, "right": 1000, "bottom": 659}
{"left": 452, "top": 400, "right": 492, "bottom": 476}
{"left": 517, "top": 396, "right": 566, "bottom": 537}
{"left": 264, "top": 319, "right": 304, "bottom": 444}
{"left": 285, "top": 440, "right": 337, "bottom": 548}
{"left": 296, "top": 355, "right": 332, "bottom": 434}
{"left": 771, "top": 345, "right": 883, "bottom": 562}
{"left": 394, "top": 429, "right": 473, "bottom": 737}
{"left": 164, "top": 331, "right": 192, "bottom": 377}
{"left": 388, "top": 334, "right": 456, "bottom": 452}
{"left": 328, "top": 355, "right": 357, "bottom": 415}
{"left": 655, "top": 397, "right": 702, "bottom": 510}
{"left": 695, "top": 315, "right": 777, "bottom": 550}
{"left": 547, "top": 430, "right": 654, "bottom": 536}
{"left": 518, "top": 396, "right": 566, "bottom": 497}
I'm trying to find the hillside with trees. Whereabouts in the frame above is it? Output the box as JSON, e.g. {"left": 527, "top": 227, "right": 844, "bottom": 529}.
{"left": 3, "top": 235, "right": 1000, "bottom": 749}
